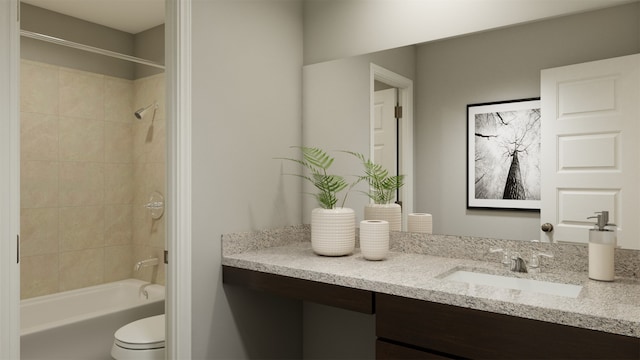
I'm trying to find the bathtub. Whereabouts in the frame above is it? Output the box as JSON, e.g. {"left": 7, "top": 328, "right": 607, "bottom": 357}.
{"left": 21, "top": 278, "right": 165, "bottom": 360}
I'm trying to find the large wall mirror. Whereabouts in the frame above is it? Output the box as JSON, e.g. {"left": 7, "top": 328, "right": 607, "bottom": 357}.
{"left": 302, "top": 2, "right": 640, "bottom": 249}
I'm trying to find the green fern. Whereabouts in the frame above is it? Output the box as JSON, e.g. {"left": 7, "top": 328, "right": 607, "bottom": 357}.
{"left": 343, "top": 151, "right": 405, "bottom": 204}
{"left": 276, "top": 146, "right": 350, "bottom": 209}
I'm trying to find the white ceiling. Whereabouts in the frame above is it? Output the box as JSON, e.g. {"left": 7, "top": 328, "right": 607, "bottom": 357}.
{"left": 21, "top": 0, "right": 165, "bottom": 34}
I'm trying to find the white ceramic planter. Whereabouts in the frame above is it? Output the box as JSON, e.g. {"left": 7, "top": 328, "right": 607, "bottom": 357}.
{"left": 364, "top": 203, "right": 401, "bottom": 231}
{"left": 311, "top": 207, "right": 355, "bottom": 256}
{"left": 359, "top": 220, "right": 389, "bottom": 261}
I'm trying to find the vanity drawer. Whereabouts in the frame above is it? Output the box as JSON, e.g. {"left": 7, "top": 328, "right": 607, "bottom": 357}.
{"left": 376, "top": 339, "right": 455, "bottom": 359}
{"left": 376, "top": 293, "right": 639, "bottom": 359}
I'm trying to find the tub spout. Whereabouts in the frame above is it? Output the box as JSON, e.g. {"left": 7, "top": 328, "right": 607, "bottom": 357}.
{"left": 139, "top": 283, "right": 153, "bottom": 299}
{"left": 134, "top": 257, "right": 159, "bottom": 272}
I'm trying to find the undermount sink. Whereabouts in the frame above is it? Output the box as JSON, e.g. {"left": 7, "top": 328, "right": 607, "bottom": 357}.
{"left": 443, "top": 270, "right": 583, "bottom": 298}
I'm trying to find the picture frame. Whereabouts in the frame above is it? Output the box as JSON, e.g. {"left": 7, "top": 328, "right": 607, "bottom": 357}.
{"left": 467, "top": 98, "right": 541, "bottom": 211}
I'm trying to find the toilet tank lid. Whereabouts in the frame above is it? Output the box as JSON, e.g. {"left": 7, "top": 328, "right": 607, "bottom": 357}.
{"left": 115, "top": 314, "right": 165, "bottom": 345}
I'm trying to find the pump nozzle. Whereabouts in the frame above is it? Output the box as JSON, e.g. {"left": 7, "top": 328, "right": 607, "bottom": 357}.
{"left": 587, "top": 211, "right": 616, "bottom": 231}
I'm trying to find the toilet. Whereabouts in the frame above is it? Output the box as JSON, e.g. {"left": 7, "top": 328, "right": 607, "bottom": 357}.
{"left": 111, "top": 314, "right": 165, "bottom": 360}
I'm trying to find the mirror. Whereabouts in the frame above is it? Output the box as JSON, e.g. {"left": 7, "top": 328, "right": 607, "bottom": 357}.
{"left": 302, "top": 2, "right": 640, "bottom": 249}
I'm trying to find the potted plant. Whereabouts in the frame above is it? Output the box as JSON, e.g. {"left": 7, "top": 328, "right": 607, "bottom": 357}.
{"left": 345, "top": 151, "right": 405, "bottom": 231}
{"left": 278, "top": 146, "right": 355, "bottom": 256}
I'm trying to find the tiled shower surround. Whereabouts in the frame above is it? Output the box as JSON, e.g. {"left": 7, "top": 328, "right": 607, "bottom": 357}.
{"left": 20, "top": 59, "right": 166, "bottom": 299}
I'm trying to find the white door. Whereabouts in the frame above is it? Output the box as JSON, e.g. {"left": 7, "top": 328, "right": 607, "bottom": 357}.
{"left": 540, "top": 54, "right": 640, "bottom": 250}
{"left": 373, "top": 88, "right": 397, "bottom": 200}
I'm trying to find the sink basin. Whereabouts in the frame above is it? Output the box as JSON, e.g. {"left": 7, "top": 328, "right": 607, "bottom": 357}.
{"left": 443, "top": 270, "right": 583, "bottom": 298}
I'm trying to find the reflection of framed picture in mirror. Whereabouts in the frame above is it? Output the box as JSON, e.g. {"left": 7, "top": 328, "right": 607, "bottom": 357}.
{"left": 467, "top": 98, "right": 541, "bottom": 211}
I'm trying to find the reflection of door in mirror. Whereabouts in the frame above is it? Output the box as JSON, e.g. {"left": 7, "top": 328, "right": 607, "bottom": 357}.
{"left": 370, "top": 64, "right": 414, "bottom": 229}
{"left": 373, "top": 86, "right": 398, "bottom": 203}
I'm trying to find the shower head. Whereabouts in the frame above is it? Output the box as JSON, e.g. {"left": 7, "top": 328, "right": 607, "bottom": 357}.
{"left": 134, "top": 102, "right": 158, "bottom": 120}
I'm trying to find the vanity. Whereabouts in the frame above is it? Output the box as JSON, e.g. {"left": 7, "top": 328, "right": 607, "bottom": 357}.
{"left": 221, "top": 225, "right": 640, "bottom": 359}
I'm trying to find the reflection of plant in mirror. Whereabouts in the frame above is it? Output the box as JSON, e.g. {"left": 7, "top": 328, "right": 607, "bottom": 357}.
{"left": 277, "top": 146, "right": 350, "bottom": 209}
{"left": 344, "top": 151, "right": 404, "bottom": 205}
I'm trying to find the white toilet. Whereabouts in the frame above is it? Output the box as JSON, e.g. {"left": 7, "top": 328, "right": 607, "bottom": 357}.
{"left": 111, "top": 314, "right": 165, "bottom": 360}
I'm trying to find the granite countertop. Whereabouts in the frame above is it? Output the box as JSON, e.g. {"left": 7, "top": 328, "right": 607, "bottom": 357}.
{"left": 221, "top": 225, "right": 640, "bottom": 338}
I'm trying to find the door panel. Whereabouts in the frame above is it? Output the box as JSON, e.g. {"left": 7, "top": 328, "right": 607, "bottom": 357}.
{"left": 541, "top": 54, "right": 639, "bottom": 249}
{"left": 374, "top": 88, "right": 398, "bottom": 187}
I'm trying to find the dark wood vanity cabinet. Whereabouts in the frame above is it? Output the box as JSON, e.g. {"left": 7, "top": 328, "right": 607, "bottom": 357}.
{"left": 222, "top": 266, "right": 639, "bottom": 360}
{"left": 375, "top": 293, "right": 640, "bottom": 359}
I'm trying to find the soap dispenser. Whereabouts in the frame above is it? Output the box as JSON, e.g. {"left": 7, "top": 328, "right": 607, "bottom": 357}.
{"left": 587, "top": 211, "right": 616, "bottom": 281}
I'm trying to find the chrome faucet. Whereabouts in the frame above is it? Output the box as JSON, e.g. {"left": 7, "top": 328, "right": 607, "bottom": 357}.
{"left": 488, "top": 247, "right": 511, "bottom": 267}
{"left": 139, "top": 282, "right": 153, "bottom": 299}
{"left": 134, "top": 257, "right": 159, "bottom": 272}
{"left": 510, "top": 252, "right": 528, "bottom": 273}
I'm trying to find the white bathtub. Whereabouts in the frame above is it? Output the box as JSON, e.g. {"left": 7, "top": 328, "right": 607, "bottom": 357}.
{"left": 21, "top": 279, "right": 165, "bottom": 360}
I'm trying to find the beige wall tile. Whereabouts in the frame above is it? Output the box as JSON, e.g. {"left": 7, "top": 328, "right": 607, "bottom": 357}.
{"left": 132, "top": 120, "right": 153, "bottom": 164}
{"left": 59, "top": 68, "right": 104, "bottom": 120}
{"left": 20, "top": 62, "right": 166, "bottom": 297}
{"left": 59, "top": 162, "right": 104, "bottom": 206}
{"left": 105, "top": 77, "right": 134, "bottom": 123}
{"left": 132, "top": 204, "right": 150, "bottom": 245}
{"left": 59, "top": 248, "right": 104, "bottom": 291}
{"left": 149, "top": 216, "right": 165, "bottom": 249}
{"left": 21, "top": 160, "right": 59, "bottom": 208}
{"left": 149, "top": 118, "right": 166, "bottom": 164}
{"left": 20, "top": 254, "right": 59, "bottom": 299}
{"left": 105, "top": 163, "right": 133, "bottom": 204}
{"left": 59, "top": 206, "right": 104, "bottom": 251}
{"left": 105, "top": 122, "right": 133, "bottom": 163}
{"left": 20, "top": 60, "right": 59, "bottom": 115}
{"left": 20, "top": 207, "right": 59, "bottom": 257}
{"left": 105, "top": 245, "right": 133, "bottom": 282}
{"left": 21, "top": 112, "right": 59, "bottom": 162}
{"left": 105, "top": 205, "right": 133, "bottom": 246}
{"left": 132, "top": 163, "right": 147, "bottom": 206}
{"left": 147, "top": 162, "right": 166, "bottom": 197}
{"left": 59, "top": 117, "right": 105, "bottom": 162}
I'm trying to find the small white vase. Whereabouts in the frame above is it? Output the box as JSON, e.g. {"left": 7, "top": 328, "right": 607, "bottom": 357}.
{"left": 360, "top": 220, "right": 389, "bottom": 260}
{"left": 364, "top": 203, "right": 401, "bottom": 231}
{"left": 311, "top": 207, "right": 356, "bottom": 256}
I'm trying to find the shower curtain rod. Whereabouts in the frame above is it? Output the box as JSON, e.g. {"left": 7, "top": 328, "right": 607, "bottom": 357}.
{"left": 20, "top": 30, "right": 165, "bottom": 70}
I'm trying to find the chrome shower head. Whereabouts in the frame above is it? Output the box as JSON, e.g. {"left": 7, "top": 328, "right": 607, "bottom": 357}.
{"left": 134, "top": 102, "right": 158, "bottom": 120}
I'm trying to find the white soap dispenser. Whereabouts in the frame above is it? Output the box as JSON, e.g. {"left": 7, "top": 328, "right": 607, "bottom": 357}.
{"left": 587, "top": 211, "right": 616, "bottom": 281}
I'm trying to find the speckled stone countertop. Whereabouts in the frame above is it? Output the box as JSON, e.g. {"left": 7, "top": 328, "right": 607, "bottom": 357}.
{"left": 221, "top": 225, "right": 640, "bottom": 338}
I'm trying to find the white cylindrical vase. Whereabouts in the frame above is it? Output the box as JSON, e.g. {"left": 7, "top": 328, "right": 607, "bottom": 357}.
{"left": 408, "top": 213, "right": 433, "bottom": 234}
{"left": 311, "top": 207, "right": 356, "bottom": 256}
{"left": 360, "top": 220, "right": 389, "bottom": 261}
{"left": 364, "top": 203, "right": 401, "bottom": 231}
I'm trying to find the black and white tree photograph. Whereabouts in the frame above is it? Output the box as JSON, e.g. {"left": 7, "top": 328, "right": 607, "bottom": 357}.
{"left": 467, "top": 99, "right": 541, "bottom": 210}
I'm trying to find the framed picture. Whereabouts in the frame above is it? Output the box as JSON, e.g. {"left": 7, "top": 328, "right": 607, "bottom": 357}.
{"left": 467, "top": 98, "right": 541, "bottom": 211}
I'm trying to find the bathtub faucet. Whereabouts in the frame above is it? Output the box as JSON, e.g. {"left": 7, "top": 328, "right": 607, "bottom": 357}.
{"left": 139, "top": 283, "right": 153, "bottom": 299}
{"left": 134, "top": 257, "right": 159, "bottom": 272}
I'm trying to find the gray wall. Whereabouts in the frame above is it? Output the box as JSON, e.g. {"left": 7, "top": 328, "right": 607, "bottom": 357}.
{"left": 20, "top": 3, "right": 164, "bottom": 80}
{"left": 134, "top": 24, "right": 165, "bottom": 79}
{"left": 20, "top": 3, "right": 135, "bottom": 79}
{"left": 302, "top": 0, "right": 637, "bottom": 65}
{"left": 191, "top": 0, "right": 303, "bottom": 358}
{"left": 416, "top": 2, "right": 640, "bottom": 241}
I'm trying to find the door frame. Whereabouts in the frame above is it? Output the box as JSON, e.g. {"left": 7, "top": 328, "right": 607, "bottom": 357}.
{"left": 370, "top": 63, "right": 414, "bottom": 229}
{"left": 0, "top": 0, "right": 193, "bottom": 358}
{"left": 165, "top": 0, "right": 193, "bottom": 358}
{"left": 0, "top": 0, "right": 21, "bottom": 358}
